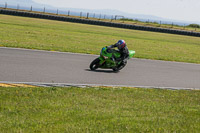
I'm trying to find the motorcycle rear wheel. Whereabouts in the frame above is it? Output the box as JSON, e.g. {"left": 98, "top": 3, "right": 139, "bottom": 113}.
{"left": 90, "top": 58, "right": 100, "bottom": 70}
{"left": 112, "top": 61, "right": 127, "bottom": 72}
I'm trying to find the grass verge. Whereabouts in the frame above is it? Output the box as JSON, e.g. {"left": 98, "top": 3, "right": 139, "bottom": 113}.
{"left": 0, "top": 86, "right": 199, "bottom": 132}
{"left": 0, "top": 14, "right": 200, "bottom": 63}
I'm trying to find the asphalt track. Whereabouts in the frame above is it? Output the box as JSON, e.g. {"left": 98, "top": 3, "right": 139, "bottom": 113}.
{"left": 0, "top": 47, "right": 200, "bottom": 89}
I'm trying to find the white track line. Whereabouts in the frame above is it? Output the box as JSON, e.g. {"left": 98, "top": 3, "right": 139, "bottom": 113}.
{"left": 0, "top": 47, "right": 98, "bottom": 56}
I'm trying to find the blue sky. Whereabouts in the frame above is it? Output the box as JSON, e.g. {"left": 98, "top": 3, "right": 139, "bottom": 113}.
{"left": 13, "top": 0, "right": 200, "bottom": 23}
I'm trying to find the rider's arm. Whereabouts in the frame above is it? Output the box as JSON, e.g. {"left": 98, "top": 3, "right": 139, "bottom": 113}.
{"left": 107, "top": 43, "right": 118, "bottom": 49}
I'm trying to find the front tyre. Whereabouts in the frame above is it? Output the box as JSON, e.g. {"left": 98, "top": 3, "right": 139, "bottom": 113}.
{"left": 90, "top": 58, "right": 100, "bottom": 70}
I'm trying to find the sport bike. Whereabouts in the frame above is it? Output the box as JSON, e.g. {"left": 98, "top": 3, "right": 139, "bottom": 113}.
{"left": 90, "top": 47, "right": 135, "bottom": 72}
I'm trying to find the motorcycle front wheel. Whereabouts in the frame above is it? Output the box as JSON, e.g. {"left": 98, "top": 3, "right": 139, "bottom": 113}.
{"left": 90, "top": 58, "right": 100, "bottom": 70}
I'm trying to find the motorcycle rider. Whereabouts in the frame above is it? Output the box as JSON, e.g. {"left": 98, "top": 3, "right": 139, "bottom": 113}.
{"left": 107, "top": 40, "right": 129, "bottom": 64}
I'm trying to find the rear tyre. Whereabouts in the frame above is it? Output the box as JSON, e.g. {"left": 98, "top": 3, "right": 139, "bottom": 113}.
{"left": 112, "top": 61, "right": 127, "bottom": 72}
{"left": 90, "top": 58, "right": 100, "bottom": 70}
{"left": 113, "top": 67, "right": 120, "bottom": 72}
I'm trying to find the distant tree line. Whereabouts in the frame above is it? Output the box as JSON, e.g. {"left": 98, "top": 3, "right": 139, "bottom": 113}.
{"left": 188, "top": 24, "right": 200, "bottom": 28}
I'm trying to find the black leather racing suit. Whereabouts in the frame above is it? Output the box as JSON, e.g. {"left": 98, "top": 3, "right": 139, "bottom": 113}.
{"left": 107, "top": 43, "right": 129, "bottom": 62}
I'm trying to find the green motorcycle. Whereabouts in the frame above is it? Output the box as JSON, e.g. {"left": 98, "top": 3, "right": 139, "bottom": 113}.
{"left": 90, "top": 47, "right": 135, "bottom": 72}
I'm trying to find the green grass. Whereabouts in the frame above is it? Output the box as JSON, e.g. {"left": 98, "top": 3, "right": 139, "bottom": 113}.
{"left": 0, "top": 14, "right": 200, "bottom": 63}
{"left": 0, "top": 87, "right": 199, "bottom": 132}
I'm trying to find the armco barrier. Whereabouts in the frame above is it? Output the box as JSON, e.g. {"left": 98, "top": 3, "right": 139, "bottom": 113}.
{"left": 0, "top": 9, "right": 200, "bottom": 37}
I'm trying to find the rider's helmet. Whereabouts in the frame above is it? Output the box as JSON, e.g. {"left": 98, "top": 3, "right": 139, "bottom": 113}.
{"left": 117, "top": 40, "right": 126, "bottom": 50}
